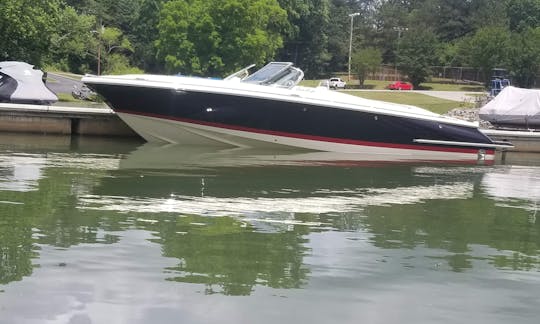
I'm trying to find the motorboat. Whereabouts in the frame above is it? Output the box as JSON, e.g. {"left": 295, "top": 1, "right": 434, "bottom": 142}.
{"left": 82, "top": 62, "right": 511, "bottom": 162}
{"left": 0, "top": 61, "right": 58, "bottom": 105}
{"left": 480, "top": 86, "right": 540, "bottom": 129}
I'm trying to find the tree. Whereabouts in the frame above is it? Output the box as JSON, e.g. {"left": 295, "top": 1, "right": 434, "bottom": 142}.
{"left": 373, "top": 0, "right": 411, "bottom": 64}
{"left": 506, "top": 0, "right": 540, "bottom": 32}
{"left": 131, "top": 0, "right": 166, "bottom": 73}
{"left": 430, "top": 0, "right": 475, "bottom": 41}
{"left": 0, "top": 0, "right": 62, "bottom": 65}
{"left": 66, "top": 0, "right": 116, "bottom": 27}
{"left": 276, "top": 0, "right": 331, "bottom": 78}
{"left": 48, "top": 7, "right": 97, "bottom": 73}
{"left": 397, "top": 29, "right": 439, "bottom": 88}
{"left": 469, "top": 0, "right": 509, "bottom": 30}
{"left": 96, "top": 27, "right": 137, "bottom": 74}
{"left": 156, "top": 0, "right": 288, "bottom": 76}
{"left": 507, "top": 28, "right": 540, "bottom": 87}
{"left": 114, "top": 0, "right": 142, "bottom": 32}
{"left": 459, "top": 26, "right": 510, "bottom": 84}
{"left": 351, "top": 47, "right": 382, "bottom": 86}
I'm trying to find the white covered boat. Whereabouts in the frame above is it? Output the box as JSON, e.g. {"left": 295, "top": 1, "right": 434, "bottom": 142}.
{"left": 480, "top": 86, "right": 540, "bottom": 129}
{"left": 0, "top": 61, "right": 58, "bottom": 105}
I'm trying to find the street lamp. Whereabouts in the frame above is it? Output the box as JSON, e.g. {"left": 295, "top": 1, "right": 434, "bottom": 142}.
{"left": 393, "top": 26, "right": 408, "bottom": 81}
{"left": 348, "top": 12, "right": 360, "bottom": 82}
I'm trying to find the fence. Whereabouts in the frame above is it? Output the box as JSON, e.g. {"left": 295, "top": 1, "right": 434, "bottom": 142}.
{"left": 333, "top": 65, "right": 540, "bottom": 87}
{"left": 370, "top": 65, "right": 485, "bottom": 83}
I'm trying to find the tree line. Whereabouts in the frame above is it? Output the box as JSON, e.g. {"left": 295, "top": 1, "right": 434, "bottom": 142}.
{"left": 2, "top": 0, "right": 540, "bottom": 88}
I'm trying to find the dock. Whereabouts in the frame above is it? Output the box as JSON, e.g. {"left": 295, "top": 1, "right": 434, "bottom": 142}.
{"left": 0, "top": 102, "right": 137, "bottom": 137}
{"left": 481, "top": 129, "right": 540, "bottom": 153}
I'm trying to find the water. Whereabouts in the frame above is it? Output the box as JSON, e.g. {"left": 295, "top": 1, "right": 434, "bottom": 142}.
{"left": 0, "top": 134, "right": 539, "bottom": 324}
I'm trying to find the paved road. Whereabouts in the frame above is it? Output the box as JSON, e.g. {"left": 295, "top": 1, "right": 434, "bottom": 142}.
{"left": 45, "top": 72, "right": 84, "bottom": 95}
{"left": 415, "top": 90, "right": 486, "bottom": 102}
{"left": 345, "top": 89, "right": 486, "bottom": 102}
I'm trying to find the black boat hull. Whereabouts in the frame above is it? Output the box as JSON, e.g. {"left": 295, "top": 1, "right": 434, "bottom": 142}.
{"left": 87, "top": 82, "right": 497, "bottom": 161}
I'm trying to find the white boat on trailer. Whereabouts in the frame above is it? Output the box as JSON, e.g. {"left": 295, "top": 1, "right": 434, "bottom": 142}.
{"left": 82, "top": 62, "right": 512, "bottom": 163}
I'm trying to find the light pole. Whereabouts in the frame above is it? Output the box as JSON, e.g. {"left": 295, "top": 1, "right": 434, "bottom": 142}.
{"left": 393, "top": 26, "right": 408, "bottom": 81}
{"left": 348, "top": 12, "right": 360, "bottom": 82}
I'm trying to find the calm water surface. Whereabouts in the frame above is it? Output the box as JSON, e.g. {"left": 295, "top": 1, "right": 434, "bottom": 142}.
{"left": 0, "top": 134, "right": 539, "bottom": 324}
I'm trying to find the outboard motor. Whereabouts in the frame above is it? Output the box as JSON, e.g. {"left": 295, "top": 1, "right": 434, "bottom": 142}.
{"left": 0, "top": 61, "right": 58, "bottom": 105}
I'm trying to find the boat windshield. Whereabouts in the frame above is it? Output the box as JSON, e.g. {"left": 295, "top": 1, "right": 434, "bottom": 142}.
{"left": 240, "top": 62, "right": 304, "bottom": 89}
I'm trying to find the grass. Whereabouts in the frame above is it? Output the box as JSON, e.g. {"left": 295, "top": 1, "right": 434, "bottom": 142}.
{"left": 55, "top": 93, "right": 109, "bottom": 108}
{"left": 343, "top": 91, "right": 471, "bottom": 114}
{"left": 300, "top": 78, "right": 481, "bottom": 114}
{"left": 300, "top": 79, "right": 485, "bottom": 92}
{"left": 56, "top": 93, "right": 80, "bottom": 102}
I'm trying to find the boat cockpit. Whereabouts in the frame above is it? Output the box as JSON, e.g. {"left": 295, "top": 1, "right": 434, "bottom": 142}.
{"left": 225, "top": 62, "right": 304, "bottom": 89}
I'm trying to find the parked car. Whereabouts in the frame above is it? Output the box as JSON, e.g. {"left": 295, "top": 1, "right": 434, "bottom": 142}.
{"left": 329, "top": 77, "right": 346, "bottom": 89}
{"left": 387, "top": 81, "right": 413, "bottom": 90}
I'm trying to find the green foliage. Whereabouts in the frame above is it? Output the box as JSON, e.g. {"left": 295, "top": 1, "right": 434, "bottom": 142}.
{"left": 277, "top": 0, "right": 331, "bottom": 78}
{"left": 103, "top": 54, "right": 144, "bottom": 75}
{"left": 114, "top": 0, "right": 142, "bottom": 31}
{"left": 4, "top": 0, "right": 540, "bottom": 89}
{"left": 436, "top": 42, "right": 461, "bottom": 67}
{"left": 351, "top": 47, "right": 382, "bottom": 86}
{"left": 48, "top": 7, "right": 97, "bottom": 73}
{"left": 66, "top": 0, "right": 117, "bottom": 26}
{"left": 397, "top": 29, "right": 439, "bottom": 88}
{"left": 131, "top": 0, "right": 166, "bottom": 72}
{"left": 507, "top": 28, "right": 540, "bottom": 87}
{"left": 101, "top": 27, "right": 134, "bottom": 54}
{"left": 156, "top": 0, "right": 287, "bottom": 76}
{"left": 93, "top": 26, "right": 135, "bottom": 75}
{"left": 507, "top": 0, "right": 540, "bottom": 32}
{"left": 470, "top": 0, "right": 509, "bottom": 30}
{"left": 459, "top": 26, "right": 511, "bottom": 84}
{"left": 0, "top": 0, "right": 62, "bottom": 65}
{"left": 429, "top": 0, "right": 475, "bottom": 41}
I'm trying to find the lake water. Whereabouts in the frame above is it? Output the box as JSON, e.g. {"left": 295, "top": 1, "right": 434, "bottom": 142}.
{"left": 0, "top": 134, "right": 539, "bottom": 324}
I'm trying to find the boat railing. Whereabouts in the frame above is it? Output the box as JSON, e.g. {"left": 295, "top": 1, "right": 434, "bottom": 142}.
{"left": 224, "top": 64, "right": 256, "bottom": 82}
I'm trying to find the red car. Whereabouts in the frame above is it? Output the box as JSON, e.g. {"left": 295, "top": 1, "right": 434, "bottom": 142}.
{"left": 388, "top": 81, "right": 413, "bottom": 90}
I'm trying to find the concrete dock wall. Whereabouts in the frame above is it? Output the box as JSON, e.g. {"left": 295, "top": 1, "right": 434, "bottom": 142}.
{"left": 0, "top": 103, "right": 138, "bottom": 137}
{"left": 1, "top": 103, "right": 539, "bottom": 153}
{"left": 482, "top": 129, "right": 540, "bottom": 153}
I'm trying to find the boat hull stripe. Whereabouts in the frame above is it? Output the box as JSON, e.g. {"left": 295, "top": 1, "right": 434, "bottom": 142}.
{"left": 116, "top": 109, "right": 495, "bottom": 155}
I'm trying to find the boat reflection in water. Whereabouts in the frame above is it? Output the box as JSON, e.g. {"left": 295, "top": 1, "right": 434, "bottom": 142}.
{"left": 119, "top": 141, "right": 496, "bottom": 171}
{"left": 73, "top": 143, "right": 492, "bottom": 295}
{"left": 82, "top": 144, "right": 534, "bottom": 270}
{"left": 1, "top": 136, "right": 539, "bottom": 323}
{"left": 78, "top": 143, "right": 483, "bottom": 218}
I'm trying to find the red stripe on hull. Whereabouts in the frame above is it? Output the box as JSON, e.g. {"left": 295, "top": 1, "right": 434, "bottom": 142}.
{"left": 116, "top": 110, "right": 495, "bottom": 155}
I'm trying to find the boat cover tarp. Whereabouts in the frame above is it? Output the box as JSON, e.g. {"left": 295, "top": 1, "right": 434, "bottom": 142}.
{"left": 479, "top": 86, "right": 540, "bottom": 127}
{"left": 0, "top": 61, "right": 58, "bottom": 104}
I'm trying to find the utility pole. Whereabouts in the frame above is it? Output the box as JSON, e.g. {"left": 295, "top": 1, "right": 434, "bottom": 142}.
{"left": 348, "top": 13, "right": 360, "bottom": 82}
{"left": 93, "top": 21, "right": 104, "bottom": 76}
{"left": 393, "top": 27, "right": 408, "bottom": 81}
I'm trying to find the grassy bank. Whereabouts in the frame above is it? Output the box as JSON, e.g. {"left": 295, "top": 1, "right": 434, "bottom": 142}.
{"left": 299, "top": 79, "right": 476, "bottom": 114}
{"left": 300, "top": 79, "right": 484, "bottom": 92}
{"left": 343, "top": 91, "right": 470, "bottom": 114}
